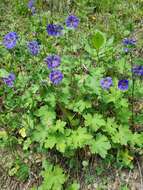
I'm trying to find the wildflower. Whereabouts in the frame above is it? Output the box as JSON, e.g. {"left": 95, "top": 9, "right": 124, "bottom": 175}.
{"left": 132, "top": 65, "right": 143, "bottom": 76}
{"left": 123, "top": 48, "right": 129, "bottom": 53}
{"left": 3, "top": 32, "right": 18, "bottom": 49}
{"left": 49, "top": 70, "right": 63, "bottom": 85}
{"left": 122, "top": 38, "right": 136, "bottom": 46}
{"left": 100, "top": 77, "right": 113, "bottom": 90}
{"left": 44, "top": 55, "right": 61, "bottom": 69}
{"left": 66, "top": 15, "right": 79, "bottom": 29}
{"left": 118, "top": 79, "right": 129, "bottom": 91}
{"left": 28, "top": 41, "right": 40, "bottom": 55}
{"left": 46, "top": 24, "right": 63, "bottom": 36}
{"left": 3, "top": 73, "right": 15, "bottom": 87}
{"left": 28, "top": 0, "right": 35, "bottom": 9}
{"left": 28, "top": 0, "right": 36, "bottom": 14}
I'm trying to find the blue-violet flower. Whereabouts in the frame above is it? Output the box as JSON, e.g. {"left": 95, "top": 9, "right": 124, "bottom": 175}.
{"left": 100, "top": 77, "right": 113, "bottom": 90}
{"left": 49, "top": 70, "right": 63, "bottom": 85}
{"left": 44, "top": 55, "right": 61, "bottom": 69}
{"left": 28, "top": 0, "right": 35, "bottom": 9}
{"left": 123, "top": 38, "right": 136, "bottom": 46}
{"left": 28, "top": 41, "right": 40, "bottom": 55}
{"left": 46, "top": 24, "right": 63, "bottom": 36}
{"left": 3, "top": 73, "right": 15, "bottom": 87}
{"left": 3, "top": 32, "right": 18, "bottom": 49}
{"left": 66, "top": 15, "right": 79, "bottom": 29}
{"left": 118, "top": 79, "right": 129, "bottom": 91}
{"left": 132, "top": 65, "right": 143, "bottom": 76}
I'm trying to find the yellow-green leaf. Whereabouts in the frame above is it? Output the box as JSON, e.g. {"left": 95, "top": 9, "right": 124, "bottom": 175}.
{"left": 19, "top": 128, "right": 26, "bottom": 138}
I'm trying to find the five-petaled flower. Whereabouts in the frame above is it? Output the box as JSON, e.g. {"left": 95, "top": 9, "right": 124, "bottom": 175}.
{"left": 118, "top": 79, "right": 129, "bottom": 91}
{"left": 3, "top": 73, "right": 15, "bottom": 87}
{"left": 100, "top": 77, "right": 113, "bottom": 90}
{"left": 46, "top": 24, "right": 63, "bottom": 36}
{"left": 28, "top": 41, "right": 40, "bottom": 55}
{"left": 44, "top": 55, "right": 61, "bottom": 69}
{"left": 66, "top": 15, "right": 79, "bottom": 29}
{"left": 49, "top": 70, "right": 63, "bottom": 85}
{"left": 3, "top": 32, "right": 18, "bottom": 49}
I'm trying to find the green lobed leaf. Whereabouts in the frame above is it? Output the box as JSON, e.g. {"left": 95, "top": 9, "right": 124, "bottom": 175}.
{"left": 39, "top": 165, "right": 67, "bottom": 190}
{"left": 89, "top": 134, "right": 111, "bottom": 158}
{"left": 84, "top": 113, "right": 106, "bottom": 132}
{"left": 67, "top": 182, "right": 80, "bottom": 190}
{"left": 111, "top": 125, "right": 132, "bottom": 145}
{"left": 68, "top": 127, "right": 93, "bottom": 149}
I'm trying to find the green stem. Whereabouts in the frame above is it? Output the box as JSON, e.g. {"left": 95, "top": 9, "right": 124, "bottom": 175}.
{"left": 130, "top": 52, "right": 134, "bottom": 127}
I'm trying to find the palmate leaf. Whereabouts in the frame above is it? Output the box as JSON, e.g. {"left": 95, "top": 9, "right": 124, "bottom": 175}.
{"left": 44, "top": 135, "right": 57, "bottom": 149}
{"left": 52, "top": 120, "right": 66, "bottom": 134}
{"left": 68, "top": 127, "right": 93, "bottom": 149}
{"left": 129, "top": 132, "right": 143, "bottom": 147}
{"left": 111, "top": 125, "right": 132, "bottom": 145}
{"left": 35, "top": 105, "right": 56, "bottom": 126}
{"left": 67, "top": 182, "right": 80, "bottom": 190}
{"left": 89, "top": 134, "right": 111, "bottom": 158}
{"left": 72, "top": 100, "right": 91, "bottom": 113}
{"left": 39, "top": 165, "right": 67, "bottom": 190}
{"left": 84, "top": 113, "right": 106, "bottom": 132}
{"left": 32, "top": 124, "right": 49, "bottom": 145}
{"left": 102, "top": 117, "right": 118, "bottom": 135}
{"left": 44, "top": 120, "right": 68, "bottom": 153}
{"left": 44, "top": 132, "right": 68, "bottom": 153}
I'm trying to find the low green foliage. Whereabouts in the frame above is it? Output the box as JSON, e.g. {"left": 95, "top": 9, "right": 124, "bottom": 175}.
{"left": 0, "top": 0, "right": 143, "bottom": 189}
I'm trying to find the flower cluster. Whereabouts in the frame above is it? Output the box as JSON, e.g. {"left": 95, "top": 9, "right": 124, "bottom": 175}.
{"left": 2, "top": 14, "right": 79, "bottom": 86}
{"left": 44, "top": 54, "right": 63, "bottom": 84}
{"left": 28, "top": 41, "right": 40, "bottom": 55}
{"left": 3, "top": 32, "right": 18, "bottom": 49}
{"left": 45, "top": 15, "right": 79, "bottom": 84}
{"left": 2, "top": 73, "right": 15, "bottom": 87}
{"left": 100, "top": 77, "right": 129, "bottom": 91}
{"left": 46, "top": 15, "right": 79, "bottom": 37}
{"left": 3, "top": 14, "right": 138, "bottom": 90}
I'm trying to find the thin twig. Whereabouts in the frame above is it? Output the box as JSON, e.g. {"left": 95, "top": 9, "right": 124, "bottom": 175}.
{"left": 136, "top": 158, "right": 143, "bottom": 190}
{"left": 126, "top": 169, "right": 132, "bottom": 184}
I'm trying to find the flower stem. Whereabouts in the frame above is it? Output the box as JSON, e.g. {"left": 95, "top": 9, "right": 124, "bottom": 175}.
{"left": 130, "top": 52, "right": 134, "bottom": 127}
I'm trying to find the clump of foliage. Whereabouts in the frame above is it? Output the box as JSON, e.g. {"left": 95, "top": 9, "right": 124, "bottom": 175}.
{"left": 0, "top": 0, "right": 143, "bottom": 189}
